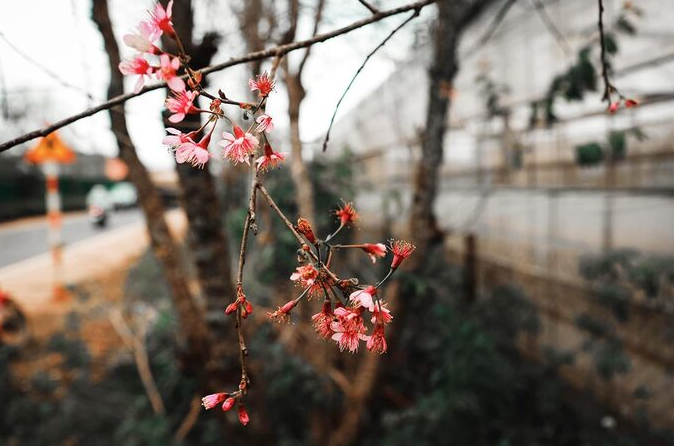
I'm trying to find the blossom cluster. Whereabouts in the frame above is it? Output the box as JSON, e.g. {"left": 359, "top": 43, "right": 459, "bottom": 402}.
{"left": 120, "top": 2, "right": 285, "bottom": 171}
{"left": 121, "top": 1, "right": 415, "bottom": 428}
{"left": 276, "top": 205, "right": 415, "bottom": 354}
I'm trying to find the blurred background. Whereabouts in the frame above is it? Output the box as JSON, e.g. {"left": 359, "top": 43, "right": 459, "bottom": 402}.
{"left": 0, "top": 0, "right": 673, "bottom": 445}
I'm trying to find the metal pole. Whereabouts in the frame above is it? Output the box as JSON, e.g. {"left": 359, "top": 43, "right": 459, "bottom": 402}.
{"left": 43, "top": 161, "right": 66, "bottom": 301}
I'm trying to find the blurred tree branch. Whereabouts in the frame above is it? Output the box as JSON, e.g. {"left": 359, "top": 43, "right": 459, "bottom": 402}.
{"left": 0, "top": 0, "right": 439, "bottom": 153}
{"left": 90, "top": 0, "right": 212, "bottom": 375}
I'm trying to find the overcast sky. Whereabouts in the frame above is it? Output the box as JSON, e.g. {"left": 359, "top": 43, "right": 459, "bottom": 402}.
{"left": 0, "top": 0, "right": 434, "bottom": 170}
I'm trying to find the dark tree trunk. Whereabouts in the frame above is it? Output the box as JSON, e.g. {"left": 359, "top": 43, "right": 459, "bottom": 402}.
{"left": 90, "top": 0, "right": 210, "bottom": 370}
{"left": 165, "top": 1, "right": 237, "bottom": 351}
{"left": 410, "top": 0, "right": 495, "bottom": 257}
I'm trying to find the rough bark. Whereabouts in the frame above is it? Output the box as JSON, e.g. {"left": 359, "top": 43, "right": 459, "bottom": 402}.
{"left": 410, "top": 0, "right": 495, "bottom": 256}
{"left": 90, "top": 0, "right": 210, "bottom": 369}
{"left": 165, "top": 1, "right": 236, "bottom": 345}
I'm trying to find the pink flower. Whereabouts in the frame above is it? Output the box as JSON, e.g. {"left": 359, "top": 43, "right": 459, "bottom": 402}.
{"left": 289, "top": 264, "right": 323, "bottom": 299}
{"left": 360, "top": 243, "right": 387, "bottom": 263}
{"left": 268, "top": 299, "right": 299, "bottom": 324}
{"left": 371, "top": 302, "right": 392, "bottom": 325}
{"left": 335, "top": 202, "right": 358, "bottom": 226}
{"left": 123, "top": 21, "right": 160, "bottom": 54}
{"left": 219, "top": 125, "right": 259, "bottom": 165}
{"left": 147, "top": 0, "right": 174, "bottom": 36}
{"left": 330, "top": 306, "right": 368, "bottom": 353}
{"left": 162, "top": 127, "right": 192, "bottom": 148}
{"left": 366, "top": 324, "right": 387, "bottom": 354}
{"left": 390, "top": 239, "right": 416, "bottom": 269}
{"left": 255, "top": 114, "right": 274, "bottom": 133}
{"left": 202, "top": 392, "right": 228, "bottom": 410}
{"left": 312, "top": 300, "right": 334, "bottom": 339}
{"left": 608, "top": 101, "right": 620, "bottom": 114}
{"left": 290, "top": 264, "right": 318, "bottom": 286}
{"left": 349, "top": 286, "right": 377, "bottom": 312}
{"left": 625, "top": 98, "right": 638, "bottom": 108}
{"left": 157, "top": 54, "right": 185, "bottom": 92}
{"left": 256, "top": 143, "right": 286, "bottom": 172}
{"left": 248, "top": 71, "right": 275, "bottom": 97}
{"left": 238, "top": 404, "right": 250, "bottom": 426}
{"left": 174, "top": 127, "right": 213, "bottom": 168}
{"left": 165, "top": 89, "right": 199, "bottom": 123}
{"left": 118, "top": 54, "right": 155, "bottom": 93}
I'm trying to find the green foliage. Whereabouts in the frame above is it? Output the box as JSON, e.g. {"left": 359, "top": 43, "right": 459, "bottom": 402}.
{"left": 530, "top": 4, "right": 641, "bottom": 127}
{"left": 575, "top": 142, "right": 604, "bottom": 166}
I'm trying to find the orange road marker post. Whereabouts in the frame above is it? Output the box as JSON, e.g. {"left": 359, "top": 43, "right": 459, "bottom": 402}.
{"left": 24, "top": 131, "right": 76, "bottom": 302}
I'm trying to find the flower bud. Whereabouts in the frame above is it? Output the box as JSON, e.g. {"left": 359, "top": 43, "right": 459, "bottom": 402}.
{"left": 221, "top": 397, "right": 236, "bottom": 412}
{"left": 238, "top": 404, "right": 250, "bottom": 426}
{"left": 296, "top": 218, "right": 317, "bottom": 244}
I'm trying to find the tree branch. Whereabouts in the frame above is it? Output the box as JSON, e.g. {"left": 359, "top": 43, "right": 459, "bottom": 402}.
{"left": 598, "top": 0, "right": 612, "bottom": 102}
{"left": 0, "top": 0, "right": 439, "bottom": 154}
{"left": 322, "top": 9, "right": 420, "bottom": 152}
{"left": 357, "top": 0, "right": 380, "bottom": 14}
{"left": 298, "top": 0, "right": 327, "bottom": 76}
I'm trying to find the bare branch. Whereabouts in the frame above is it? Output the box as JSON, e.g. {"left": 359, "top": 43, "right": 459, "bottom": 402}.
{"left": 323, "top": 9, "right": 420, "bottom": 152}
{"left": 357, "top": 0, "right": 380, "bottom": 14}
{"left": 298, "top": 0, "right": 327, "bottom": 75}
{"left": 531, "top": 0, "right": 572, "bottom": 56}
{"left": 0, "top": 0, "right": 438, "bottom": 154}
{"left": 598, "top": 0, "right": 612, "bottom": 102}
{"left": 462, "top": 0, "right": 517, "bottom": 56}
{"left": 0, "top": 30, "right": 96, "bottom": 101}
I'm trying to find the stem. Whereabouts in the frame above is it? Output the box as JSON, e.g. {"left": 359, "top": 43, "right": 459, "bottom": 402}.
{"left": 375, "top": 268, "right": 395, "bottom": 289}
{"left": 598, "top": 0, "right": 613, "bottom": 102}
{"left": 257, "top": 184, "right": 341, "bottom": 285}
{"left": 233, "top": 154, "right": 261, "bottom": 389}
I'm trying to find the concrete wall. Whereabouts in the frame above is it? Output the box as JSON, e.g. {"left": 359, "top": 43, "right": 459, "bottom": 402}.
{"left": 326, "top": 0, "right": 674, "bottom": 430}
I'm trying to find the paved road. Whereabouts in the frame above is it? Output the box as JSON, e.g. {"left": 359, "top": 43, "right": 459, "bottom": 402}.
{"left": 0, "top": 209, "right": 144, "bottom": 268}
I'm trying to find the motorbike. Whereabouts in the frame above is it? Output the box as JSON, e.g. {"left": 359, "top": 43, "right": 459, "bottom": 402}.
{"left": 88, "top": 204, "right": 108, "bottom": 228}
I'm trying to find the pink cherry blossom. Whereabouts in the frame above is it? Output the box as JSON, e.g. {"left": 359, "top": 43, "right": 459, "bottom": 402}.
{"left": 289, "top": 264, "right": 323, "bottom": 298}
{"left": 371, "top": 302, "right": 392, "bottom": 325}
{"left": 360, "top": 243, "right": 387, "bottom": 263}
{"left": 147, "top": 0, "right": 174, "bottom": 36}
{"left": 118, "top": 54, "right": 155, "bottom": 93}
{"left": 219, "top": 125, "right": 259, "bottom": 165}
{"left": 330, "top": 307, "right": 368, "bottom": 353}
{"left": 256, "top": 143, "right": 286, "bottom": 172}
{"left": 157, "top": 54, "right": 185, "bottom": 92}
{"left": 248, "top": 71, "right": 275, "bottom": 97}
{"left": 366, "top": 324, "right": 388, "bottom": 354}
{"left": 201, "top": 393, "right": 228, "bottom": 410}
{"left": 349, "top": 286, "right": 377, "bottom": 312}
{"left": 162, "top": 127, "right": 192, "bottom": 148}
{"left": 123, "top": 21, "right": 160, "bottom": 54}
{"left": 165, "top": 89, "right": 199, "bottom": 123}
{"left": 174, "top": 127, "right": 213, "bottom": 168}
{"left": 311, "top": 300, "right": 334, "bottom": 339}
{"left": 255, "top": 114, "right": 274, "bottom": 133}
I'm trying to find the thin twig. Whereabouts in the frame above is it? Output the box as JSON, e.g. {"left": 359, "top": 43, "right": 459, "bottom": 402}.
{"left": 531, "top": 0, "right": 572, "bottom": 56}
{"left": 0, "top": 30, "right": 96, "bottom": 101}
{"left": 257, "top": 184, "right": 314, "bottom": 256}
{"left": 462, "top": 0, "right": 517, "bottom": 57}
{"left": 357, "top": 0, "right": 380, "bottom": 14}
{"left": 322, "top": 9, "right": 420, "bottom": 152}
{"left": 598, "top": 0, "right": 613, "bottom": 102}
{"left": 0, "top": 0, "right": 439, "bottom": 154}
{"left": 109, "top": 310, "right": 165, "bottom": 415}
{"left": 174, "top": 396, "right": 202, "bottom": 441}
